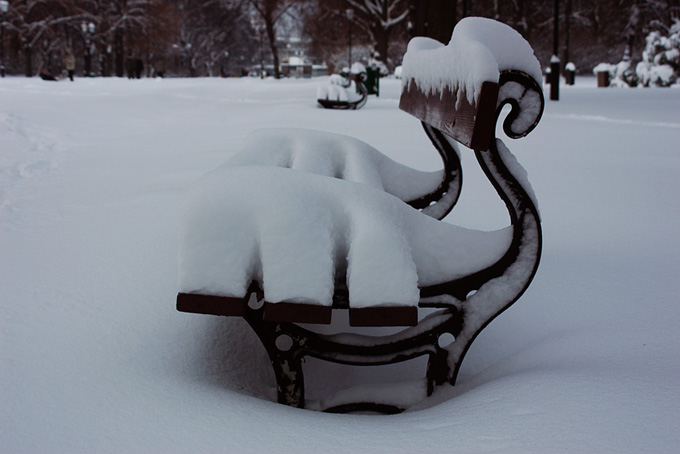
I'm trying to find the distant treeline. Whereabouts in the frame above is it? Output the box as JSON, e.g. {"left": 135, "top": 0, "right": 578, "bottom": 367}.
{"left": 0, "top": 0, "right": 678, "bottom": 78}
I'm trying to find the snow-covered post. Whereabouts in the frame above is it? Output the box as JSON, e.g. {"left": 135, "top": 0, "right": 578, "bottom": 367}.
{"left": 550, "top": 0, "right": 560, "bottom": 100}
{"left": 565, "top": 61, "right": 575, "bottom": 85}
{"left": 550, "top": 54, "right": 560, "bottom": 98}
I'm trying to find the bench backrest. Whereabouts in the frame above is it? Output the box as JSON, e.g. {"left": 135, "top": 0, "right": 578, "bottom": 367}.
{"left": 398, "top": 17, "right": 544, "bottom": 150}
{"left": 399, "top": 80, "right": 499, "bottom": 150}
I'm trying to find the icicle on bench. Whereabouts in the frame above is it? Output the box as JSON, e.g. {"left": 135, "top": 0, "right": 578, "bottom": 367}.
{"left": 316, "top": 63, "right": 369, "bottom": 110}
{"left": 177, "top": 17, "right": 544, "bottom": 413}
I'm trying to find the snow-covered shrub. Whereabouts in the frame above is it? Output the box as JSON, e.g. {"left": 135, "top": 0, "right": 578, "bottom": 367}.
{"left": 635, "top": 22, "right": 680, "bottom": 87}
{"left": 593, "top": 20, "right": 679, "bottom": 88}
{"left": 367, "top": 56, "right": 389, "bottom": 77}
{"left": 593, "top": 60, "right": 638, "bottom": 87}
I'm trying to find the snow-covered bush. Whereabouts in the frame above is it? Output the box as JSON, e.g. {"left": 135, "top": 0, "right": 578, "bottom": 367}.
{"left": 367, "top": 56, "right": 389, "bottom": 77}
{"left": 593, "top": 60, "right": 638, "bottom": 87}
{"left": 594, "top": 20, "right": 679, "bottom": 88}
{"left": 635, "top": 22, "right": 680, "bottom": 87}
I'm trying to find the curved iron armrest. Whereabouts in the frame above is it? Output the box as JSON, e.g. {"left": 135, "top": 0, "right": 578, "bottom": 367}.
{"left": 406, "top": 122, "right": 462, "bottom": 220}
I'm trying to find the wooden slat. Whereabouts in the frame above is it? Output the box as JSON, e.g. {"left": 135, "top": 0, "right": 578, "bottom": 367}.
{"left": 176, "top": 293, "right": 248, "bottom": 316}
{"left": 349, "top": 306, "right": 418, "bottom": 327}
{"left": 178, "top": 293, "right": 423, "bottom": 327}
{"left": 263, "top": 301, "right": 333, "bottom": 325}
{"left": 399, "top": 80, "right": 499, "bottom": 150}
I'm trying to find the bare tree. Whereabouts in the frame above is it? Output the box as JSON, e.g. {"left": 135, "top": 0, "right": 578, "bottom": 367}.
{"left": 344, "top": 0, "right": 408, "bottom": 68}
{"left": 176, "top": 0, "right": 254, "bottom": 77}
{"left": 248, "top": 0, "right": 299, "bottom": 78}
{"left": 406, "top": 0, "right": 457, "bottom": 44}
{"left": 3, "top": 0, "right": 83, "bottom": 76}
{"left": 3, "top": 0, "right": 679, "bottom": 79}
{"left": 99, "top": 1, "right": 163, "bottom": 76}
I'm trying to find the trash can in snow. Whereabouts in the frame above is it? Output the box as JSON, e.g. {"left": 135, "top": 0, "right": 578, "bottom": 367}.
{"left": 364, "top": 66, "right": 380, "bottom": 96}
{"left": 597, "top": 71, "right": 610, "bottom": 87}
{"left": 593, "top": 63, "right": 613, "bottom": 87}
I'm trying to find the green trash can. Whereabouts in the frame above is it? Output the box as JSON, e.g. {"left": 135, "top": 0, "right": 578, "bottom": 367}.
{"left": 364, "top": 66, "right": 380, "bottom": 96}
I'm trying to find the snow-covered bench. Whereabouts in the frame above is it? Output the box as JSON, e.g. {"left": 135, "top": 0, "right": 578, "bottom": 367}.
{"left": 177, "top": 17, "right": 544, "bottom": 413}
{"left": 316, "top": 63, "right": 368, "bottom": 110}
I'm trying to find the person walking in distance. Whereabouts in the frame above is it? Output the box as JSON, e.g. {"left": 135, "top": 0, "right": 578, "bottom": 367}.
{"left": 64, "top": 49, "right": 76, "bottom": 81}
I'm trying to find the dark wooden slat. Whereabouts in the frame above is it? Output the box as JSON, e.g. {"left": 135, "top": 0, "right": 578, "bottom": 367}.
{"left": 349, "top": 306, "right": 418, "bottom": 327}
{"left": 472, "top": 81, "right": 501, "bottom": 149}
{"left": 399, "top": 80, "right": 499, "bottom": 150}
{"left": 263, "top": 301, "right": 333, "bottom": 325}
{"left": 178, "top": 292, "right": 422, "bottom": 327}
{"left": 176, "top": 293, "right": 248, "bottom": 316}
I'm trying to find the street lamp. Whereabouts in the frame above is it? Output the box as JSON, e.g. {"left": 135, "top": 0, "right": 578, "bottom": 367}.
{"left": 81, "top": 21, "right": 95, "bottom": 76}
{"left": 346, "top": 9, "right": 354, "bottom": 68}
{"left": 0, "top": 0, "right": 9, "bottom": 78}
{"left": 173, "top": 42, "right": 193, "bottom": 77}
{"left": 550, "top": 0, "right": 560, "bottom": 101}
{"left": 256, "top": 24, "right": 265, "bottom": 77}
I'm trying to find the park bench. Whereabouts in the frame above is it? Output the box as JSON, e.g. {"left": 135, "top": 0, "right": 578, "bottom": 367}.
{"left": 317, "top": 63, "right": 368, "bottom": 110}
{"left": 177, "top": 17, "right": 545, "bottom": 413}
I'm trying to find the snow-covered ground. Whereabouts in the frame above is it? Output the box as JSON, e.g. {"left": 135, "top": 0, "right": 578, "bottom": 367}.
{"left": 1, "top": 75, "right": 679, "bottom": 453}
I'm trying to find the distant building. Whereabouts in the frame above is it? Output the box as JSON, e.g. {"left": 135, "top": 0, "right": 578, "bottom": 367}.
{"left": 279, "top": 37, "right": 327, "bottom": 78}
{"left": 281, "top": 56, "right": 312, "bottom": 78}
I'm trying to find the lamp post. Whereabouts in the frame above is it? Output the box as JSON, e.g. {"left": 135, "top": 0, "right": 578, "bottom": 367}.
{"left": 346, "top": 9, "right": 354, "bottom": 68}
{"left": 0, "top": 0, "right": 9, "bottom": 78}
{"left": 81, "top": 21, "right": 95, "bottom": 77}
{"left": 550, "top": 0, "right": 560, "bottom": 101}
{"left": 257, "top": 25, "right": 264, "bottom": 77}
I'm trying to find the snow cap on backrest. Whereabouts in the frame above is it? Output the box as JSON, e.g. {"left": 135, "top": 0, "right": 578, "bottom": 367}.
{"left": 401, "top": 17, "right": 542, "bottom": 105}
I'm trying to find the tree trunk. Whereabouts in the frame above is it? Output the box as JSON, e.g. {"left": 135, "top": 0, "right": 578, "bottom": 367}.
{"left": 373, "top": 25, "right": 389, "bottom": 64}
{"left": 562, "top": 0, "right": 572, "bottom": 71}
{"left": 24, "top": 44, "right": 33, "bottom": 77}
{"left": 408, "top": 0, "right": 457, "bottom": 44}
{"left": 265, "top": 13, "right": 281, "bottom": 78}
{"left": 514, "top": 0, "right": 528, "bottom": 38}
{"left": 103, "top": 48, "right": 112, "bottom": 77}
{"left": 115, "top": 30, "right": 124, "bottom": 77}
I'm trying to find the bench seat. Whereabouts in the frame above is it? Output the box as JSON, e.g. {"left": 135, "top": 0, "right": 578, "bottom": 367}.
{"left": 177, "top": 165, "right": 511, "bottom": 326}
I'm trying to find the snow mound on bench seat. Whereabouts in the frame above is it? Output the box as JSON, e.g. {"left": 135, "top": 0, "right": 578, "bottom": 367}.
{"left": 401, "top": 17, "right": 542, "bottom": 105}
{"left": 222, "top": 128, "right": 445, "bottom": 203}
{"left": 178, "top": 165, "right": 511, "bottom": 309}
{"left": 316, "top": 80, "right": 364, "bottom": 103}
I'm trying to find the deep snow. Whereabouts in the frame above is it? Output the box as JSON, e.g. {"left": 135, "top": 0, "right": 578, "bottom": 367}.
{"left": 1, "top": 75, "right": 679, "bottom": 453}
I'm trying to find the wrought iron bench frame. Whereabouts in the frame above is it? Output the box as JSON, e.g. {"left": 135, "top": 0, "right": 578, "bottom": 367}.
{"left": 178, "top": 48, "right": 544, "bottom": 414}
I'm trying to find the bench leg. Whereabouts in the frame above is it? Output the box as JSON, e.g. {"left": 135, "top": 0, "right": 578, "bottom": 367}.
{"left": 243, "top": 304, "right": 463, "bottom": 411}
{"left": 270, "top": 348, "right": 305, "bottom": 407}
{"left": 268, "top": 332, "right": 306, "bottom": 407}
{"left": 426, "top": 348, "right": 451, "bottom": 395}
{"left": 243, "top": 308, "right": 307, "bottom": 408}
